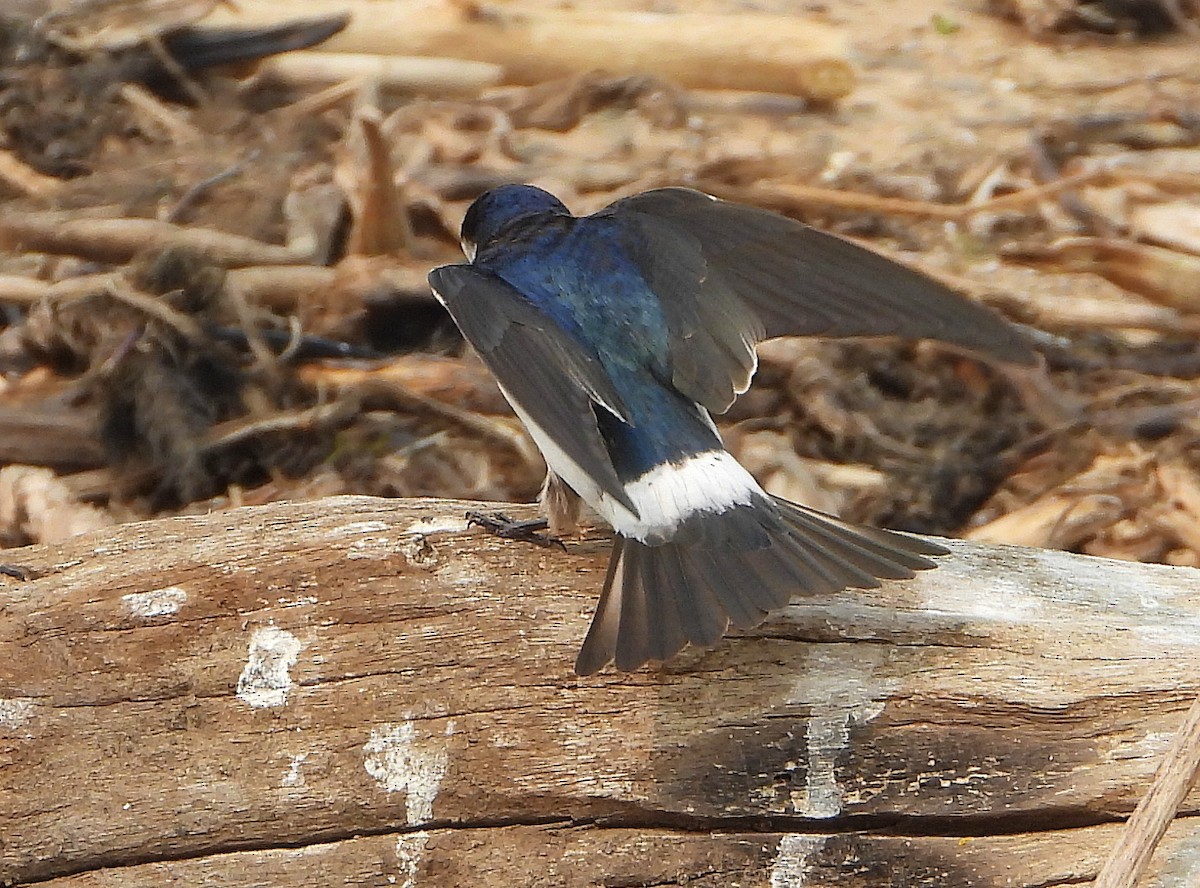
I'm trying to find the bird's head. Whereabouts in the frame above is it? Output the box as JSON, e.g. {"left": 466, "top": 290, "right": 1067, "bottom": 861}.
{"left": 459, "top": 184, "right": 569, "bottom": 262}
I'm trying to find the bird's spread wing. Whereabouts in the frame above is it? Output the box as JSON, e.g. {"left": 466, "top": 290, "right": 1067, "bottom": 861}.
{"left": 607, "top": 187, "right": 1037, "bottom": 414}
{"left": 429, "top": 264, "right": 636, "bottom": 513}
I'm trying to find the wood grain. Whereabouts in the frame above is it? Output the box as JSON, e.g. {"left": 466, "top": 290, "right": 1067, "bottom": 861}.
{"left": 2, "top": 496, "right": 1200, "bottom": 886}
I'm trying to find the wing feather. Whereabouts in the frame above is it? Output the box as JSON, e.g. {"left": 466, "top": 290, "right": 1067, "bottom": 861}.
{"left": 429, "top": 264, "right": 636, "bottom": 513}
{"left": 606, "top": 187, "right": 1037, "bottom": 413}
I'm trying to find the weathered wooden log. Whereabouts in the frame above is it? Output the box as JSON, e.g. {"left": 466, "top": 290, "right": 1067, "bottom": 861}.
{"left": 2, "top": 496, "right": 1199, "bottom": 886}
{"left": 206, "top": 0, "right": 856, "bottom": 100}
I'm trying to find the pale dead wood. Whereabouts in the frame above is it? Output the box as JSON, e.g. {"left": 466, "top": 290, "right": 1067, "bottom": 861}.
{"left": 0, "top": 150, "right": 66, "bottom": 198}
{"left": 0, "top": 273, "right": 120, "bottom": 306}
{"left": 295, "top": 354, "right": 509, "bottom": 415}
{"left": 0, "top": 465, "right": 113, "bottom": 545}
{"left": 225, "top": 261, "right": 432, "bottom": 313}
{"left": 966, "top": 448, "right": 1152, "bottom": 548}
{"left": 921, "top": 267, "right": 1200, "bottom": 336}
{"left": 206, "top": 0, "right": 856, "bottom": 100}
{"left": 1130, "top": 202, "right": 1200, "bottom": 256}
{"left": 0, "top": 265, "right": 430, "bottom": 315}
{"left": 1005, "top": 238, "right": 1200, "bottom": 313}
{"left": 341, "top": 105, "right": 411, "bottom": 256}
{"left": 199, "top": 396, "right": 362, "bottom": 451}
{"left": 1094, "top": 692, "right": 1200, "bottom": 888}
{"left": 0, "top": 211, "right": 310, "bottom": 267}
{"left": 259, "top": 51, "right": 505, "bottom": 95}
{"left": 276, "top": 77, "right": 362, "bottom": 119}
{"left": 702, "top": 168, "right": 1140, "bottom": 222}
{"left": 118, "top": 83, "right": 202, "bottom": 144}
{"left": 35, "top": 0, "right": 220, "bottom": 52}
{"left": 2, "top": 496, "right": 1200, "bottom": 886}
{"left": 21, "top": 822, "right": 1200, "bottom": 887}
{"left": 102, "top": 277, "right": 207, "bottom": 342}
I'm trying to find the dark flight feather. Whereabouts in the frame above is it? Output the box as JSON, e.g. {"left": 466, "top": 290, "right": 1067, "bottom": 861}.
{"left": 429, "top": 264, "right": 636, "bottom": 513}
{"left": 605, "top": 187, "right": 1037, "bottom": 413}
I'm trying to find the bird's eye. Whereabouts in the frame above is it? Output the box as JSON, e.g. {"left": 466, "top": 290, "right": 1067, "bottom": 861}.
{"left": 461, "top": 239, "right": 477, "bottom": 262}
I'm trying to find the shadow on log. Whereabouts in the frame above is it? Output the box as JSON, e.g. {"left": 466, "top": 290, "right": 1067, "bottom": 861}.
{"left": 2, "top": 496, "right": 1199, "bottom": 886}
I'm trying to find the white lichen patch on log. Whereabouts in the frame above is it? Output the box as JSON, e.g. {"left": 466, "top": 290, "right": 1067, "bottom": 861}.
{"left": 236, "top": 626, "right": 303, "bottom": 708}
{"left": 434, "top": 558, "right": 496, "bottom": 587}
{"left": 785, "top": 647, "right": 899, "bottom": 819}
{"left": 0, "top": 697, "right": 35, "bottom": 729}
{"left": 332, "top": 520, "right": 389, "bottom": 536}
{"left": 121, "top": 585, "right": 187, "bottom": 618}
{"left": 346, "top": 535, "right": 398, "bottom": 560}
{"left": 281, "top": 753, "right": 309, "bottom": 788}
{"left": 394, "top": 831, "right": 429, "bottom": 888}
{"left": 770, "top": 834, "right": 824, "bottom": 887}
{"left": 404, "top": 516, "right": 471, "bottom": 535}
{"left": 363, "top": 720, "right": 455, "bottom": 825}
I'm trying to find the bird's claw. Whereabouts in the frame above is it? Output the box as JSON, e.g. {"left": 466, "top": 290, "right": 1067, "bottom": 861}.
{"left": 466, "top": 512, "right": 566, "bottom": 550}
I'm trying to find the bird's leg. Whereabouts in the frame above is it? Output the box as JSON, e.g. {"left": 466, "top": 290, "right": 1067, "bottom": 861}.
{"left": 463, "top": 472, "right": 576, "bottom": 547}
{"left": 465, "top": 512, "right": 562, "bottom": 548}
{"left": 541, "top": 471, "right": 582, "bottom": 537}
{"left": 465, "top": 473, "right": 581, "bottom": 550}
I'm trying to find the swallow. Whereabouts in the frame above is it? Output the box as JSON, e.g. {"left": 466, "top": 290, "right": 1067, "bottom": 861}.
{"left": 428, "top": 185, "right": 1037, "bottom": 675}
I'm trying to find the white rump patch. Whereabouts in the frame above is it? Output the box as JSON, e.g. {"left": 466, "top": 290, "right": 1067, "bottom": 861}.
{"left": 613, "top": 450, "right": 760, "bottom": 542}
{"left": 495, "top": 375, "right": 760, "bottom": 542}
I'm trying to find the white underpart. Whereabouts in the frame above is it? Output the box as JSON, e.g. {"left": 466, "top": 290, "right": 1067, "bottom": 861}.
{"left": 499, "top": 384, "right": 611, "bottom": 508}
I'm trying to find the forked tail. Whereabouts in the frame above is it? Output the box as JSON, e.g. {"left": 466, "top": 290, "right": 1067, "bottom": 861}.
{"left": 574, "top": 495, "right": 947, "bottom": 675}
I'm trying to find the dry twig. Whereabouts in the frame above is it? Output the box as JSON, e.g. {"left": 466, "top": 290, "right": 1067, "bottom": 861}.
{"left": 0, "top": 150, "right": 66, "bottom": 198}
{"left": 1094, "top": 692, "right": 1200, "bottom": 888}
{"left": 260, "top": 51, "right": 504, "bottom": 95}
{"left": 0, "top": 211, "right": 310, "bottom": 267}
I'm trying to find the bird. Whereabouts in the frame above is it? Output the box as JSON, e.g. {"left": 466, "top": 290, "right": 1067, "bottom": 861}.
{"left": 428, "top": 184, "right": 1037, "bottom": 676}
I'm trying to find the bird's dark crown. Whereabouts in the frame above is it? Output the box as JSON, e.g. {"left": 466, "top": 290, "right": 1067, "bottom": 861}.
{"left": 460, "top": 184, "right": 570, "bottom": 258}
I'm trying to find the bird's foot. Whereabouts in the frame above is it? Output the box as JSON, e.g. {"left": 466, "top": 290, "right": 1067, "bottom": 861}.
{"left": 466, "top": 512, "right": 566, "bottom": 550}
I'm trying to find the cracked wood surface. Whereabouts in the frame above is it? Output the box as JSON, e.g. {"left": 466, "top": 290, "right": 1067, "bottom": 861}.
{"left": 2, "top": 495, "right": 1199, "bottom": 887}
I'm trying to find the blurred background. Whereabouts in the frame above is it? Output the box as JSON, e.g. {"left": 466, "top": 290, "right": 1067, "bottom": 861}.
{"left": 1, "top": 0, "right": 1199, "bottom": 568}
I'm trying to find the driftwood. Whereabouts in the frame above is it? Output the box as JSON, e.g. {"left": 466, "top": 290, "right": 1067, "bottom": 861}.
{"left": 2, "top": 495, "right": 1200, "bottom": 887}
{"left": 207, "top": 0, "right": 855, "bottom": 100}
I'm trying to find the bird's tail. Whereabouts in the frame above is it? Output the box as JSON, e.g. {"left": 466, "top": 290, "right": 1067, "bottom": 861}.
{"left": 574, "top": 496, "right": 948, "bottom": 676}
